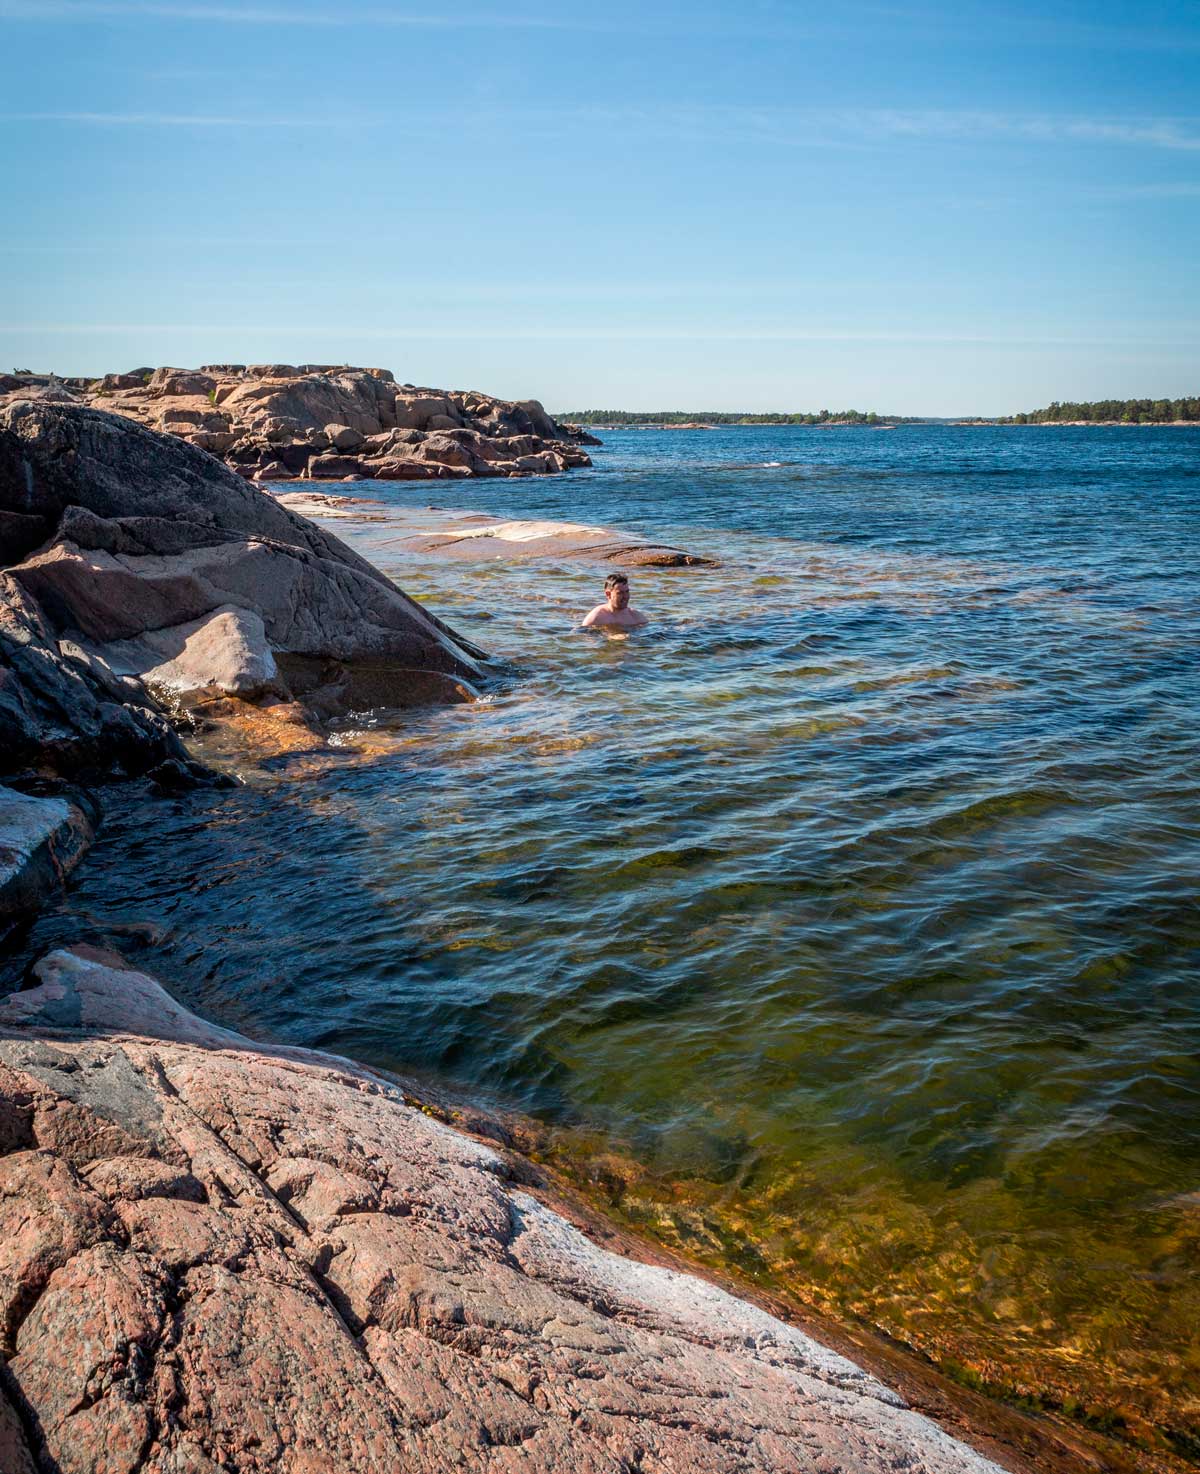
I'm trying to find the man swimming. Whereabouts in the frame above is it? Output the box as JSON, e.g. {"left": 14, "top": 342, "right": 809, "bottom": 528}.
{"left": 581, "top": 572, "right": 648, "bottom": 629}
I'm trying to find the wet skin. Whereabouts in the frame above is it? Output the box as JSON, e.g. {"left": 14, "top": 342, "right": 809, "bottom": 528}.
{"left": 581, "top": 581, "right": 648, "bottom": 629}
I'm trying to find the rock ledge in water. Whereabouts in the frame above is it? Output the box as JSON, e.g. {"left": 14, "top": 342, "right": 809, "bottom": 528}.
{"left": 0, "top": 945, "right": 1005, "bottom": 1474}
{"left": 277, "top": 494, "right": 718, "bottom": 568}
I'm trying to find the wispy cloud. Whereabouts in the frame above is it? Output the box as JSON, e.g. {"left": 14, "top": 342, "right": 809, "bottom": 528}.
{"left": 7, "top": 103, "right": 1200, "bottom": 155}
{"left": 0, "top": 0, "right": 587, "bottom": 27}
{"left": 1, "top": 111, "right": 345, "bottom": 126}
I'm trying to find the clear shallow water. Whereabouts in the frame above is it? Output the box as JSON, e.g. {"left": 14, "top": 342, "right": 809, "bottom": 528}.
{"left": 21, "top": 426, "right": 1200, "bottom": 1452}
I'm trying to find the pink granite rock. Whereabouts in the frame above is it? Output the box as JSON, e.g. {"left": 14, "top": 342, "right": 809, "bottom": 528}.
{"left": 0, "top": 946, "right": 1006, "bottom": 1474}
{"left": 2, "top": 366, "right": 595, "bottom": 482}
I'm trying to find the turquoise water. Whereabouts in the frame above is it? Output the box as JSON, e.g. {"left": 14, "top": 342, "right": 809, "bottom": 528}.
{"left": 19, "top": 425, "right": 1200, "bottom": 1449}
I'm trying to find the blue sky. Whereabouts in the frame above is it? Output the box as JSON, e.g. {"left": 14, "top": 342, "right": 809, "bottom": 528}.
{"left": 1, "top": 0, "right": 1197, "bottom": 413}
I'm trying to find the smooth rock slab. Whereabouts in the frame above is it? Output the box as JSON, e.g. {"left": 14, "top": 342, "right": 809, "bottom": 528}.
{"left": 0, "top": 946, "right": 1006, "bottom": 1474}
{"left": 273, "top": 496, "right": 718, "bottom": 568}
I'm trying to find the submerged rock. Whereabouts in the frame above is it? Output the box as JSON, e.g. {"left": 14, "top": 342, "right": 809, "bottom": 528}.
{"left": 0, "top": 946, "right": 1005, "bottom": 1474}
{"left": 0, "top": 401, "right": 492, "bottom": 781}
{"left": 278, "top": 496, "right": 718, "bottom": 568}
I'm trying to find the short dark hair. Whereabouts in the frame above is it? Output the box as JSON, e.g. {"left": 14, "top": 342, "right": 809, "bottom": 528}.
{"left": 604, "top": 573, "right": 629, "bottom": 591}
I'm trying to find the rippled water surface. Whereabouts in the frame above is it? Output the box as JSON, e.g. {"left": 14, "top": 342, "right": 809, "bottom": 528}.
{"left": 26, "top": 426, "right": 1200, "bottom": 1452}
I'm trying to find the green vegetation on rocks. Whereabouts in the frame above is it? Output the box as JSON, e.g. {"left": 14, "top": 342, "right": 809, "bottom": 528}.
{"left": 1001, "top": 397, "right": 1200, "bottom": 424}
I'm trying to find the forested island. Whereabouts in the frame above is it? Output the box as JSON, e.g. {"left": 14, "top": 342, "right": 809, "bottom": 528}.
{"left": 1000, "top": 397, "right": 1200, "bottom": 424}
{"left": 559, "top": 408, "right": 915, "bottom": 426}
{"left": 560, "top": 399, "right": 1199, "bottom": 427}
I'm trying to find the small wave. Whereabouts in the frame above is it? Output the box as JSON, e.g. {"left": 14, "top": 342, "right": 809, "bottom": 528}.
{"left": 708, "top": 460, "right": 790, "bottom": 471}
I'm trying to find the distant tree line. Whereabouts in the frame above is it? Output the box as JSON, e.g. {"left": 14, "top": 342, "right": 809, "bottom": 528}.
{"left": 558, "top": 409, "right": 916, "bottom": 426}
{"left": 1002, "top": 398, "right": 1200, "bottom": 424}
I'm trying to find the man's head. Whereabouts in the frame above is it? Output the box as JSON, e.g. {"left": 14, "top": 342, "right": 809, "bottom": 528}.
{"left": 604, "top": 572, "right": 630, "bottom": 610}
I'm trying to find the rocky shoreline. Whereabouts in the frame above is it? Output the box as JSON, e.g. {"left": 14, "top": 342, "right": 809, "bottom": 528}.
{"left": 0, "top": 398, "right": 1130, "bottom": 1472}
{"left": 1, "top": 366, "right": 599, "bottom": 484}
{"left": 0, "top": 945, "right": 1019, "bottom": 1474}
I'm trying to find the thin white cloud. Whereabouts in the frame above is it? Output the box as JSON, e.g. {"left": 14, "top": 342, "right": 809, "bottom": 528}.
{"left": 6, "top": 103, "right": 1200, "bottom": 154}
{"left": 0, "top": 0, "right": 588, "bottom": 27}
{"left": 2, "top": 112, "right": 345, "bottom": 126}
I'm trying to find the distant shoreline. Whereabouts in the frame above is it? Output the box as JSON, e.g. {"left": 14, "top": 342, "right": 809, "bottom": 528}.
{"left": 561, "top": 398, "right": 1199, "bottom": 429}
{"left": 567, "top": 418, "right": 1200, "bottom": 430}
{"left": 952, "top": 418, "right": 1199, "bottom": 428}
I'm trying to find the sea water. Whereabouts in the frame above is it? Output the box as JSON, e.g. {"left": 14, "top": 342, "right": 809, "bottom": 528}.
{"left": 19, "top": 425, "right": 1200, "bottom": 1449}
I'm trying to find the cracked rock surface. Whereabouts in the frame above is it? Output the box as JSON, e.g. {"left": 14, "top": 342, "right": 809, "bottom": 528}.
{"left": 0, "top": 946, "right": 1005, "bottom": 1474}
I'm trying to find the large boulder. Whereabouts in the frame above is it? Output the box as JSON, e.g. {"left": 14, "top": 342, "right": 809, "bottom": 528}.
{"left": 323, "top": 422, "right": 364, "bottom": 452}
{"left": 305, "top": 453, "right": 365, "bottom": 480}
{"left": 390, "top": 393, "right": 459, "bottom": 431}
{"left": 0, "top": 401, "right": 490, "bottom": 780}
{"left": 98, "top": 606, "right": 280, "bottom": 702}
{"left": 147, "top": 368, "right": 216, "bottom": 398}
{"left": 220, "top": 371, "right": 396, "bottom": 438}
{"left": 516, "top": 398, "right": 562, "bottom": 439}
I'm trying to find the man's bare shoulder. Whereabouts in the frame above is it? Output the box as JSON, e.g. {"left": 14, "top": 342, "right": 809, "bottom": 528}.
{"left": 581, "top": 604, "right": 647, "bottom": 629}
